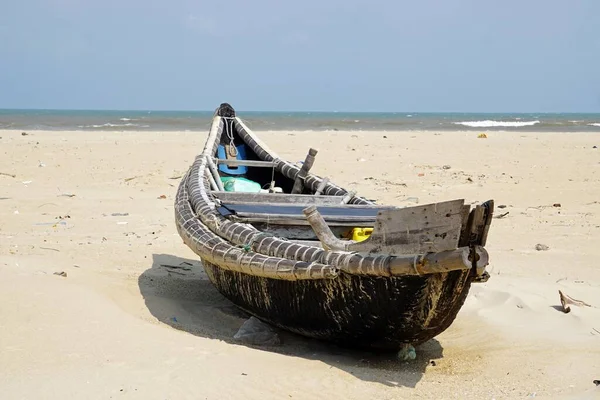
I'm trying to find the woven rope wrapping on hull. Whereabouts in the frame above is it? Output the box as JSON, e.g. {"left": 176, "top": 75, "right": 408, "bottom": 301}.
{"left": 175, "top": 170, "right": 338, "bottom": 281}
{"left": 180, "top": 155, "right": 478, "bottom": 278}
{"left": 175, "top": 114, "right": 484, "bottom": 280}
{"left": 184, "top": 156, "right": 397, "bottom": 277}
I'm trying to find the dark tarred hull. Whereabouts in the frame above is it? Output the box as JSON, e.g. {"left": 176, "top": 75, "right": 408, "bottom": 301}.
{"left": 201, "top": 261, "right": 472, "bottom": 351}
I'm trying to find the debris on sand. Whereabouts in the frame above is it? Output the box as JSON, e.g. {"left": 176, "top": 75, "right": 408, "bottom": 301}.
{"left": 397, "top": 344, "right": 416, "bottom": 361}
{"left": 53, "top": 271, "right": 67, "bottom": 277}
{"left": 40, "top": 247, "right": 60, "bottom": 252}
{"left": 535, "top": 244, "right": 549, "bottom": 251}
{"left": 160, "top": 262, "right": 192, "bottom": 271}
{"left": 233, "top": 317, "right": 281, "bottom": 346}
{"left": 558, "top": 290, "right": 591, "bottom": 313}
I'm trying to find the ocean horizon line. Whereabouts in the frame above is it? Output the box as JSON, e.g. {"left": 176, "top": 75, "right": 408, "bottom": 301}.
{"left": 1, "top": 108, "right": 600, "bottom": 132}
{"left": 1, "top": 107, "right": 599, "bottom": 115}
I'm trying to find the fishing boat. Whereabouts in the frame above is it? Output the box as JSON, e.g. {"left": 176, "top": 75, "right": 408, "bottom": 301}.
{"left": 174, "top": 103, "right": 494, "bottom": 352}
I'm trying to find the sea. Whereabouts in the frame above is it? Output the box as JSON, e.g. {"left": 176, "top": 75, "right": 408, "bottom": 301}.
{"left": 1, "top": 109, "right": 600, "bottom": 132}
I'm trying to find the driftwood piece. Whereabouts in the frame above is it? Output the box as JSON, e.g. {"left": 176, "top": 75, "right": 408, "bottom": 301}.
{"left": 558, "top": 290, "right": 592, "bottom": 313}
{"left": 0, "top": 172, "right": 16, "bottom": 178}
{"left": 291, "top": 148, "right": 318, "bottom": 194}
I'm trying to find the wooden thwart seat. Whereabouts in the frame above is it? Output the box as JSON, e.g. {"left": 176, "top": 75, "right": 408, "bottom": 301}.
{"left": 216, "top": 200, "right": 397, "bottom": 226}
{"left": 211, "top": 191, "right": 361, "bottom": 206}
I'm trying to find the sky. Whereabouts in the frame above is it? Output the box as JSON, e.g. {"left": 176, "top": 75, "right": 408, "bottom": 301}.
{"left": 1, "top": 0, "right": 599, "bottom": 112}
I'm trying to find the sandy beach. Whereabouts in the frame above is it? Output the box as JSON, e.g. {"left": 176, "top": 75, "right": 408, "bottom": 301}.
{"left": 1, "top": 128, "right": 599, "bottom": 399}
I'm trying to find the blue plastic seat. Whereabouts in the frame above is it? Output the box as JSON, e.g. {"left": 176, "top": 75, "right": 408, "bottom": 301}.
{"left": 217, "top": 144, "right": 248, "bottom": 175}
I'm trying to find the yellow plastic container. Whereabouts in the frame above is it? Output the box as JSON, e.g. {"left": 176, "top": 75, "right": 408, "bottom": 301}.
{"left": 350, "top": 227, "right": 373, "bottom": 242}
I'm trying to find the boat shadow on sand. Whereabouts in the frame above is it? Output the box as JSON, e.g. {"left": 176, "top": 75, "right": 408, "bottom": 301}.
{"left": 138, "top": 253, "right": 445, "bottom": 388}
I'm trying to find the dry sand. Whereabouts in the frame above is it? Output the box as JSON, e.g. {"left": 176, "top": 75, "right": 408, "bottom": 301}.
{"left": 1, "top": 128, "right": 599, "bottom": 399}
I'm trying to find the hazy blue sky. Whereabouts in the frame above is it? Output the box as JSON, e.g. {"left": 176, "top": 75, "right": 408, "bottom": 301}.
{"left": 1, "top": 0, "right": 599, "bottom": 112}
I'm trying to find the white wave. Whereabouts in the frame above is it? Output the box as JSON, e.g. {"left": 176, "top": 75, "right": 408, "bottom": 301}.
{"left": 77, "top": 123, "right": 149, "bottom": 128}
{"left": 588, "top": 123, "right": 600, "bottom": 127}
{"left": 119, "top": 118, "right": 137, "bottom": 121}
{"left": 453, "top": 120, "right": 540, "bottom": 128}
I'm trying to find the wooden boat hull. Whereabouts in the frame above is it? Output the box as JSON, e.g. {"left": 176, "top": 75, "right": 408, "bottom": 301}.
{"left": 174, "top": 103, "right": 493, "bottom": 352}
{"left": 201, "top": 261, "right": 471, "bottom": 350}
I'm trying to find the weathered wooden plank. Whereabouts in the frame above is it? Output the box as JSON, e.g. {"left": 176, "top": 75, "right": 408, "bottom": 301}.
{"left": 232, "top": 215, "right": 376, "bottom": 227}
{"left": 214, "top": 159, "right": 276, "bottom": 167}
{"left": 349, "top": 199, "right": 465, "bottom": 255}
{"left": 219, "top": 201, "right": 396, "bottom": 212}
{"left": 232, "top": 212, "right": 378, "bottom": 224}
{"left": 211, "top": 191, "right": 345, "bottom": 205}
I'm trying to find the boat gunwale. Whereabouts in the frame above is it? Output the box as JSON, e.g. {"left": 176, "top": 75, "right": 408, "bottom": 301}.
{"left": 174, "top": 110, "right": 491, "bottom": 281}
